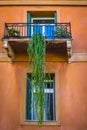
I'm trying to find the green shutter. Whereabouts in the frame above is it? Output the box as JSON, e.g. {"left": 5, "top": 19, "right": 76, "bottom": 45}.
{"left": 54, "top": 12, "right": 57, "bottom": 38}
{"left": 26, "top": 74, "right": 32, "bottom": 120}
{"left": 27, "top": 12, "right": 31, "bottom": 37}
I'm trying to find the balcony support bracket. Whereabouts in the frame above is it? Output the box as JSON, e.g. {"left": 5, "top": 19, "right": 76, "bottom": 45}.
{"left": 3, "top": 40, "right": 15, "bottom": 62}
{"left": 66, "top": 40, "right": 72, "bottom": 63}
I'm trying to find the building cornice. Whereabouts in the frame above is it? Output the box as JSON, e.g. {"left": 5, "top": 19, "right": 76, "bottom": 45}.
{"left": 0, "top": 52, "right": 87, "bottom": 62}
{"left": 0, "top": 0, "right": 87, "bottom": 6}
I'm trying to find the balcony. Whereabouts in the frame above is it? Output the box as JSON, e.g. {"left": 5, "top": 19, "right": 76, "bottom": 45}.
{"left": 2, "top": 22, "right": 72, "bottom": 62}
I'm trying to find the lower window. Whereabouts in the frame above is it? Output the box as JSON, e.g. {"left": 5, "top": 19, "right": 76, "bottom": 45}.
{"left": 26, "top": 74, "right": 56, "bottom": 121}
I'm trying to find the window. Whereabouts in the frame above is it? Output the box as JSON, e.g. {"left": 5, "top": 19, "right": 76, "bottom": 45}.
{"left": 20, "top": 67, "right": 60, "bottom": 126}
{"left": 26, "top": 74, "right": 56, "bottom": 121}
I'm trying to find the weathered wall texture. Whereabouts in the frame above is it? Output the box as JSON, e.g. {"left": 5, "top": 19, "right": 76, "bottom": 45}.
{"left": 0, "top": 62, "right": 87, "bottom": 130}
{"left": 0, "top": 6, "right": 87, "bottom": 52}
{"left": 0, "top": 5, "right": 87, "bottom": 130}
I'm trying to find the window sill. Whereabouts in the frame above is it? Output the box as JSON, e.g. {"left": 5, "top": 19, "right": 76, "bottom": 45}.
{"left": 20, "top": 120, "right": 60, "bottom": 126}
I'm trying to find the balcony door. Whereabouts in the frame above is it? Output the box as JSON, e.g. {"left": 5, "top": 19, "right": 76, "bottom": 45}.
{"left": 27, "top": 12, "right": 57, "bottom": 39}
{"left": 31, "top": 18, "right": 55, "bottom": 39}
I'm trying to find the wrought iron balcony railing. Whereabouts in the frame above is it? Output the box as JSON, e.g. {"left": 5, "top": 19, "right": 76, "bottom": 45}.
{"left": 4, "top": 22, "right": 72, "bottom": 39}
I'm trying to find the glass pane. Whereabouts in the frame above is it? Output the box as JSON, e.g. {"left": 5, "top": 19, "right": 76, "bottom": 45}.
{"left": 44, "top": 82, "right": 53, "bottom": 89}
{"left": 44, "top": 93, "right": 53, "bottom": 120}
{"left": 33, "top": 93, "right": 37, "bottom": 120}
{"left": 32, "top": 93, "right": 55, "bottom": 121}
{"left": 26, "top": 76, "right": 32, "bottom": 120}
{"left": 33, "top": 19, "right": 54, "bottom": 24}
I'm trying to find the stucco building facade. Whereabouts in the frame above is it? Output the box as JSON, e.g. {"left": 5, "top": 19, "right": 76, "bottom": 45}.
{"left": 0, "top": 1, "right": 87, "bottom": 130}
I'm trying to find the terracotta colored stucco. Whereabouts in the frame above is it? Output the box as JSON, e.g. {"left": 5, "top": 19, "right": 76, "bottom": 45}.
{"left": 0, "top": 62, "right": 87, "bottom": 130}
{"left": 0, "top": 4, "right": 87, "bottom": 130}
{"left": 0, "top": 6, "right": 87, "bottom": 52}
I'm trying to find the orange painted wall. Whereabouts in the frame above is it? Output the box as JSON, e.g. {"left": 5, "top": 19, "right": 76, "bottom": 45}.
{"left": 0, "top": 6, "right": 87, "bottom": 52}
{"left": 0, "top": 5, "right": 87, "bottom": 130}
{"left": 0, "top": 62, "right": 87, "bottom": 130}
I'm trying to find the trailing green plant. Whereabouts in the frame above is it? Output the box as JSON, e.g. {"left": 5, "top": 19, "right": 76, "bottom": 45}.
{"left": 27, "top": 33, "right": 50, "bottom": 125}
{"left": 8, "top": 28, "right": 20, "bottom": 37}
{"left": 54, "top": 26, "right": 71, "bottom": 38}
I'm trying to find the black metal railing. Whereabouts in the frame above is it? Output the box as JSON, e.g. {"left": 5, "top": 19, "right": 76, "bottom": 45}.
{"left": 4, "top": 22, "right": 72, "bottom": 39}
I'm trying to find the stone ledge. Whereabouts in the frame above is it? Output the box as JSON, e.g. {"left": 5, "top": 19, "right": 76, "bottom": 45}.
{"left": 70, "top": 53, "right": 87, "bottom": 62}
{"left": 0, "top": 0, "right": 87, "bottom": 6}
{"left": 0, "top": 52, "right": 87, "bottom": 63}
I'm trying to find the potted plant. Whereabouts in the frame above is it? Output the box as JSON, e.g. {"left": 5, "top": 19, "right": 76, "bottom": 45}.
{"left": 54, "top": 26, "right": 71, "bottom": 38}
{"left": 8, "top": 28, "right": 20, "bottom": 37}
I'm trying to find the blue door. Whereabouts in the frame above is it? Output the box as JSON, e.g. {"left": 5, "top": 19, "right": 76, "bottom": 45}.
{"left": 33, "top": 24, "right": 43, "bottom": 35}
{"left": 45, "top": 12, "right": 57, "bottom": 39}
{"left": 27, "top": 12, "right": 57, "bottom": 39}
{"left": 32, "top": 19, "right": 55, "bottom": 39}
{"left": 45, "top": 24, "right": 55, "bottom": 39}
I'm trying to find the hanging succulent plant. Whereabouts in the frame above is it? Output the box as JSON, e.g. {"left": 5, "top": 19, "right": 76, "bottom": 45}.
{"left": 27, "top": 33, "right": 49, "bottom": 125}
